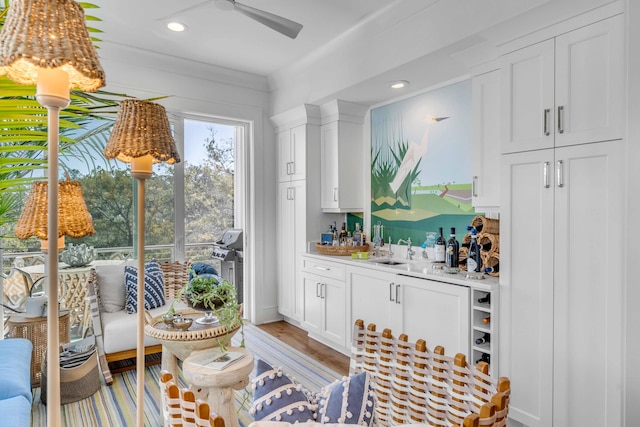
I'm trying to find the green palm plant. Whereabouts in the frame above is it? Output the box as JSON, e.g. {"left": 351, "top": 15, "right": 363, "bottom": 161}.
{"left": 0, "top": 1, "right": 129, "bottom": 237}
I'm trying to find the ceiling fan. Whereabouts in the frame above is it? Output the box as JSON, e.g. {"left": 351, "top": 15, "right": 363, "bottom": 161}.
{"left": 214, "top": 0, "right": 303, "bottom": 39}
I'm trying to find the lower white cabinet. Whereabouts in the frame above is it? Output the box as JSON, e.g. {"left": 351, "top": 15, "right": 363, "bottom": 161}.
{"left": 301, "top": 272, "right": 346, "bottom": 348}
{"left": 395, "top": 275, "right": 470, "bottom": 356}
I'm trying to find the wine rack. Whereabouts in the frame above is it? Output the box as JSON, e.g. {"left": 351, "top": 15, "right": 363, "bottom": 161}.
{"left": 471, "top": 289, "right": 496, "bottom": 374}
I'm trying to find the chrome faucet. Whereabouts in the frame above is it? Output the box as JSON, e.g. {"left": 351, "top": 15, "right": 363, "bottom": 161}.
{"left": 397, "top": 237, "right": 415, "bottom": 260}
{"left": 388, "top": 236, "right": 394, "bottom": 258}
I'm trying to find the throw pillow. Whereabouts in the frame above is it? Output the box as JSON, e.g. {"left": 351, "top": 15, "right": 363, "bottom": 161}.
{"left": 250, "top": 359, "right": 317, "bottom": 423}
{"left": 95, "top": 261, "right": 128, "bottom": 313}
{"left": 124, "top": 259, "right": 166, "bottom": 314}
{"left": 316, "top": 371, "right": 375, "bottom": 425}
{"left": 190, "top": 262, "right": 219, "bottom": 279}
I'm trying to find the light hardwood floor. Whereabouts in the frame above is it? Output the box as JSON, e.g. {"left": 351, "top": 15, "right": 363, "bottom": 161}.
{"left": 256, "top": 321, "right": 350, "bottom": 375}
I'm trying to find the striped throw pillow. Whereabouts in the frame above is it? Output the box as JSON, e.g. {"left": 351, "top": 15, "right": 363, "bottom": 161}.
{"left": 124, "top": 259, "right": 166, "bottom": 314}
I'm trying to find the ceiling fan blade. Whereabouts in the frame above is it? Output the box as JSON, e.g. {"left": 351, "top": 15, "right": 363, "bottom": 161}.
{"left": 232, "top": 1, "right": 303, "bottom": 39}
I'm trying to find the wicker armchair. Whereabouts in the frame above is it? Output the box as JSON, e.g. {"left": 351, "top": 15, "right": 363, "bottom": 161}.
{"left": 87, "top": 261, "right": 190, "bottom": 384}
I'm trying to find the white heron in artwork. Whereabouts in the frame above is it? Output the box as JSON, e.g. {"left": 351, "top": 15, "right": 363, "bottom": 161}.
{"left": 389, "top": 116, "right": 449, "bottom": 194}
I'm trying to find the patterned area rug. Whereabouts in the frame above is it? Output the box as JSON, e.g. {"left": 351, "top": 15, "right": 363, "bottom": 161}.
{"left": 30, "top": 322, "right": 342, "bottom": 426}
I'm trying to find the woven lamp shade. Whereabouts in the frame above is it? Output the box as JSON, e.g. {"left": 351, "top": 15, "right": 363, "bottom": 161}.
{"left": 15, "top": 180, "right": 95, "bottom": 240}
{"left": 0, "top": 0, "right": 105, "bottom": 91}
{"left": 104, "top": 99, "right": 181, "bottom": 164}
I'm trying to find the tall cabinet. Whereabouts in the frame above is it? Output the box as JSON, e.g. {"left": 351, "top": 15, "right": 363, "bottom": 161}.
{"left": 499, "top": 12, "right": 624, "bottom": 427}
{"left": 272, "top": 105, "right": 323, "bottom": 322}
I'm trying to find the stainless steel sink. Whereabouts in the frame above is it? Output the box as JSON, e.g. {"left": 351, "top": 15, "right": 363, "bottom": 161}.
{"left": 369, "top": 259, "right": 409, "bottom": 265}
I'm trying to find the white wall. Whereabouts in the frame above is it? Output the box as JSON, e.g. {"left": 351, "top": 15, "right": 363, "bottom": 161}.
{"left": 98, "top": 44, "right": 280, "bottom": 325}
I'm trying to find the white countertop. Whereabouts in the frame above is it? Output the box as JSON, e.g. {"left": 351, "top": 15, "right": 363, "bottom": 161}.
{"left": 303, "top": 250, "right": 499, "bottom": 292}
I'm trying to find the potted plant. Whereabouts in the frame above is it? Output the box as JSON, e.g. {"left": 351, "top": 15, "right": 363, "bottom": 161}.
{"left": 164, "top": 271, "right": 243, "bottom": 349}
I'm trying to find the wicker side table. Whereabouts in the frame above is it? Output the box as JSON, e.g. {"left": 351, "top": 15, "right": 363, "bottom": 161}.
{"left": 7, "top": 311, "right": 70, "bottom": 387}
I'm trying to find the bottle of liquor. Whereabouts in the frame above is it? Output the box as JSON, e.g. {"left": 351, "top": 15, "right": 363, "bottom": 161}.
{"left": 477, "top": 294, "right": 491, "bottom": 304}
{"left": 475, "top": 333, "right": 490, "bottom": 345}
{"left": 467, "top": 227, "right": 482, "bottom": 273}
{"left": 434, "top": 227, "right": 446, "bottom": 263}
{"left": 445, "top": 227, "right": 460, "bottom": 272}
{"left": 481, "top": 316, "right": 491, "bottom": 324}
{"left": 340, "top": 223, "right": 348, "bottom": 244}
{"left": 476, "top": 353, "right": 490, "bottom": 364}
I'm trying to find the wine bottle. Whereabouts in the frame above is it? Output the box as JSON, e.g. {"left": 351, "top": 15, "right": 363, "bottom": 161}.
{"left": 434, "top": 227, "right": 446, "bottom": 263}
{"left": 467, "top": 228, "right": 482, "bottom": 273}
{"left": 476, "top": 353, "right": 490, "bottom": 364}
{"left": 340, "top": 222, "right": 348, "bottom": 244}
{"left": 475, "top": 333, "right": 490, "bottom": 345}
{"left": 484, "top": 265, "right": 500, "bottom": 275}
{"left": 481, "top": 316, "right": 491, "bottom": 324}
{"left": 445, "top": 227, "right": 460, "bottom": 271}
{"left": 477, "top": 294, "right": 491, "bottom": 304}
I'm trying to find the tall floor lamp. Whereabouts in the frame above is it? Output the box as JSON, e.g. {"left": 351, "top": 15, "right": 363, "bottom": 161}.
{"left": 104, "top": 99, "right": 180, "bottom": 427}
{"left": 0, "top": 0, "right": 105, "bottom": 424}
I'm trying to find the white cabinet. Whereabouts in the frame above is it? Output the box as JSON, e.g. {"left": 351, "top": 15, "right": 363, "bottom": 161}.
{"left": 501, "top": 14, "right": 623, "bottom": 154}
{"left": 278, "top": 124, "right": 307, "bottom": 182}
{"left": 301, "top": 272, "right": 346, "bottom": 348}
{"left": 320, "top": 100, "right": 368, "bottom": 213}
{"left": 347, "top": 266, "right": 398, "bottom": 342}
{"left": 471, "top": 69, "right": 501, "bottom": 209}
{"left": 500, "top": 141, "right": 624, "bottom": 427}
{"left": 277, "top": 180, "right": 306, "bottom": 320}
{"left": 346, "top": 267, "right": 471, "bottom": 357}
{"left": 272, "top": 106, "right": 323, "bottom": 323}
{"left": 395, "top": 275, "right": 470, "bottom": 356}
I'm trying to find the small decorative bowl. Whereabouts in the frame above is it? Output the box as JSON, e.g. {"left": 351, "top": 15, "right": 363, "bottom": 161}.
{"left": 171, "top": 317, "right": 193, "bottom": 330}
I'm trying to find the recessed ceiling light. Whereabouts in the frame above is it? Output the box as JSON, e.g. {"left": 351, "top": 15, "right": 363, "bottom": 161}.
{"left": 167, "top": 21, "right": 187, "bottom": 32}
{"left": 390, "top": 80, "right": 409, "bottom": 89}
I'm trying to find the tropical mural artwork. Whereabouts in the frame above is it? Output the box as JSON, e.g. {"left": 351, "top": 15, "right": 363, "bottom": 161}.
{"left": 370, "top": 79, "right": 477, "bottom": 245}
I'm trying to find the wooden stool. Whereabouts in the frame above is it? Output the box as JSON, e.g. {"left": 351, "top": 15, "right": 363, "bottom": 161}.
{"left": 183, "top": 347, "right": 254, "bottom": 427}
{"left": 7, "top": 311, "right": 70, "bottom": 386}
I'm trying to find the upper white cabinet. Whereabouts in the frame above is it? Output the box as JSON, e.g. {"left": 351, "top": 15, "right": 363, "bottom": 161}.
{"left": 471, "top": 68, "right": 501, "bottom": 209}
{"left": 278, "top": 124, "right": 307, "bottom": 182}
{"left": 501, "top": 14, "right": 624, "bottom": 154}
{"left": 319, "top": 100, "right": 368, "bottom": 213}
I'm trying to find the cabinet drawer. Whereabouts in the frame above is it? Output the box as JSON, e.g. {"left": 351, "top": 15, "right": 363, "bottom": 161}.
{"left": 302, "top": 257, "right": 345, "bottom": 281}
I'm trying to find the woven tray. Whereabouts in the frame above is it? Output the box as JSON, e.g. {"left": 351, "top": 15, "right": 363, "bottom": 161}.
{"left": 315, "top": 243, "right": 370, "bottom": 256}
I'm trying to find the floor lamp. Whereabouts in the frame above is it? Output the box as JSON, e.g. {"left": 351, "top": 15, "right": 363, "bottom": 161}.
{"left": 104, "top": 99, "right": 180, "bottom": 427}
{"left": 0, "top": 0, "right": 105, "bottom": 424}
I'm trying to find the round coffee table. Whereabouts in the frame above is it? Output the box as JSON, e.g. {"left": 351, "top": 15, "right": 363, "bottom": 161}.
{"left": 183, "top": 347, "right": 254, "bottom": 427}
{"left": 144, "top": 309, "right": 241, "bottom": 381}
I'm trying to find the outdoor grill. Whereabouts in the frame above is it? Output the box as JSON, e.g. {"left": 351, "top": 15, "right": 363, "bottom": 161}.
{"left": 211, "top": 229, "right": 244, "bottom": 304}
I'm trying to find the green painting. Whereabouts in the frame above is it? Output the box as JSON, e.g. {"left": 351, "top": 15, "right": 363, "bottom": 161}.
{"left": 370, "top": 79, "right": 477, "bottom": 246}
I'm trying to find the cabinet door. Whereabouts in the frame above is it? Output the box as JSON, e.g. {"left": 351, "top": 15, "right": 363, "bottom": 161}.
{"left": 301, "top": 272, "right": 323, "bottom": 335}
{"left": 554, "top": 15, "right": 624, "bottom": 147}
{"left": 500, "top": 149, "right": 555, "bottom": 427}
{"left": 277, "top": 182, "right": 295, "bottom": 317}
{"left": 291, "top": 180, "right": 307, "bottom": 321}
{"left": 347, "top": 267, "right": 398, "bottom": 341}
{"left": 321, "top": 122, "right": 340, "bottom": 210}
{"left": 472, "top": 69, "right": 501, "bottom": 208}
{"left": 501, "top": 39, "right": 555, "bottom": 154}
{"left": 553, "top": 141, "right": 623, "bottom": 427}
{"left": 277, "top": 130, "right": 292, "bottom": 182}
{"left": 290, "top": 125, "right": 306, "bottom": 181}
{"left": 322, "top": 277, "right": 346, "bottom": 347}
{"left": 396, "top": 275, "right": 470, "bottom": 356}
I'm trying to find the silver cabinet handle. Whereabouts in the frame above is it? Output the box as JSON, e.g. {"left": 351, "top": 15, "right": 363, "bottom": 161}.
{"left": 544, "top": 108, "right": 551, "bottom": 136}
{"left": 333, "top": 187, "right": 338, "bottom": 202}
{"left": 321, "top": 283, "right": 325, "bottom": 299}
{"left": 389, "top": 282, "right": 395, "bottom": 302}
{"left": 556, "top": 160, "right": 564, "bottom": 188}
{"left": 316, "top": 282, "right": 321, "bottom": 297}
{"left": 314, "top": 266, "right": 330, "bottom": 271}
{"left": 472, "top": 176, "right": 478, "bottom": 197}
{"left": 557, "top": 106, "right": 564, "bottom": 134}
{"left": 290, "top": 161, "right": 295, "bottom": 175}
{"left": 543, "top": 161, "right": 550, "bottom": 188}
{"left": 395, "top": 284, "right": 401, "bottom": 304}
{"left": 286, "top": 162, "right": 291, "bottom": 175}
